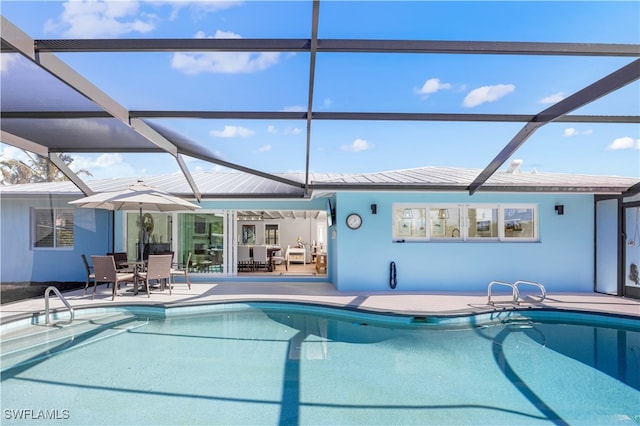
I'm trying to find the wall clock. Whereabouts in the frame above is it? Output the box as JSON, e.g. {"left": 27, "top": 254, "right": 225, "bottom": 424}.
{"left": 346, "top": 213, "right": 362, "bottom": 230}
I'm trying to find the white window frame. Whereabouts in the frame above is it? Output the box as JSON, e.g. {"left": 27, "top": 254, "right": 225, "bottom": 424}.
{"left": 392, "top": 203, "right": 538, "bottom": 243}
{"left": 32, "top": 208, "right": 75, "bottom": 249}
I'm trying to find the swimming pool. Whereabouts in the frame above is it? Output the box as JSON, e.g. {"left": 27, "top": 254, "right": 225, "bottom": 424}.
{"left": 2, "top": 303, "right": 639, "bottom": 425}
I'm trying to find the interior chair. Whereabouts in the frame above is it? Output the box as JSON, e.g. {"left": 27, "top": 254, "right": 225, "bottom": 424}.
{"left": 252, "top": 245, "right": 269, "bottom": 271}
{"left": 237, "top": 245, "right": 253, "bottom": 272}
{"left": 81, "top": 254, "right": 95, "bottom": 296}
{"left": 315, "top": 253, "right": 327, "bottom": 274}
{"left": 138, "top": 254, "right": 173, "bottom": 295}
{"left": 91, "top": 255, "right": 136, "bottom": 300}
{"left": 271, "top": 249, "right": 287, "bottom": 271}
{"left": 170, "top": 251, "right": 192, "bottom": 291}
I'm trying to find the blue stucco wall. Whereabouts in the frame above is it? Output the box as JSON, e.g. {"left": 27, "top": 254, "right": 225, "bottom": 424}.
{"left": 0, "top": 195, "right": 112, "bottom": 283}
{"left": 1, "top": 192, "right": 595, "bottom": 292}
{"left": 332, "top": 192, "right": 594, "bottom": 292}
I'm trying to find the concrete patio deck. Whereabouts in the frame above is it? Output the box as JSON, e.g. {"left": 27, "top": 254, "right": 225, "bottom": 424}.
{"left": 1, "top": 281, "right": 639, "bottom": 325}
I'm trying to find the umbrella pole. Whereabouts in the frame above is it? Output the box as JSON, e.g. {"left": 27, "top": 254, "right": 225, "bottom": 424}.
{"left": 139, "top": 206, "right": 144, "bottom": 261}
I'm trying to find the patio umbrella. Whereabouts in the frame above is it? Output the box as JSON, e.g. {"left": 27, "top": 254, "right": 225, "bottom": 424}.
{"left": 69, "top": 181, "right": 200, "bottom": 260}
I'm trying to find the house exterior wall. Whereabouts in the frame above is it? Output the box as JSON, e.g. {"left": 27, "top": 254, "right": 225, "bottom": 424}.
{"left": 0, "top": 195, "right": 112, "bottom": 283}
{"left": 0, "top": 191, "right": 596, "bottom": 292}
{"left": 331, "top": 192, "right": 595, "bottom": 292}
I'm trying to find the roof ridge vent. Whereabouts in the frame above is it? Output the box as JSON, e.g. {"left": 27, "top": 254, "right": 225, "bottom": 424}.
{"left": 507, "top": 159, "right": 523, "bottom": 174}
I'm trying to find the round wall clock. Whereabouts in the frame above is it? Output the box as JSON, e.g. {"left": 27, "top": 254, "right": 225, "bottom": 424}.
{"left": 346, "top": 213, "right": 362, "bottom": 230}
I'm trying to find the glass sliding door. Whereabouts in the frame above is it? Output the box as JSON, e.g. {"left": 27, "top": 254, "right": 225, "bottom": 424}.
{"left": 177, "top": 213, "right": 225, "bottom": 274}
{"left": 624, "top": 205, "right": 640, "bottom": 299}
{"left": 126, "top": 212, "right": 172, "bottom": 260}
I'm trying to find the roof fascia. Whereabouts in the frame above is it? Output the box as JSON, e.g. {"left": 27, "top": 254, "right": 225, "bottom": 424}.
{"left": 468, "top": 58, "right": 640, "bottom": 195}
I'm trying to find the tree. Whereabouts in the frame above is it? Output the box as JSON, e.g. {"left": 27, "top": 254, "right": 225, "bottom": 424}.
{"left": 0, "top": 151, "right": 92, "bottom": 185}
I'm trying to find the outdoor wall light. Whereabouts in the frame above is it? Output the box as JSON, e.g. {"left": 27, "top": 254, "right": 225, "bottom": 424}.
{"left": 555, "top": 205, "right": 564, "bottom": 215}
{"left": 371, "top": 204, "right": 377, "bottom": 214}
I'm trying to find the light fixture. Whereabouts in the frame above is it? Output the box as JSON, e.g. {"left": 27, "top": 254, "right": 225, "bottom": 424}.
{"left": 371, "top": 204, "right": 377, "bottom": 215}
{"left": 402, "top": 208, "right": 413, "bottom": 219}
{"left": 438, "top": 209, "right": 449, "bottom": 220}
{"left": 554, "top": 205, "right": 564, "bottom": 215}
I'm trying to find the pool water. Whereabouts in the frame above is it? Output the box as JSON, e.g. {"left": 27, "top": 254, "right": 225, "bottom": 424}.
{"left": 1, "top": 304, "right": 639, "bottom": 425}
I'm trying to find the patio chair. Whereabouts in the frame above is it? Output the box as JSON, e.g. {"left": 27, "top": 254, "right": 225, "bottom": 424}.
{"left": 138, "top": 254, "right": 172, "bottom": 295}
{"left": 91, "top": 255, "right": 136, "bottom": 300}
{"left": 170, "top": 252, "right": 192, "bottom": 292}
{"left": 253, "top": 245, "right": 269, "bottom": 271}
{"left": 81, "top": 254, "right": 95, "bottom": 296}
{"left": 107, "top": 252, "right": 130, "bottom": 271}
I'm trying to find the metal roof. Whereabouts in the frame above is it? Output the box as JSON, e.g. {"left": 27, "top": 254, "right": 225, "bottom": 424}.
{"left": 1, "top": 2, "right": 639, "bottom": 198}
{"left": 1, "top": 166, "right": 636, "bottom": 198}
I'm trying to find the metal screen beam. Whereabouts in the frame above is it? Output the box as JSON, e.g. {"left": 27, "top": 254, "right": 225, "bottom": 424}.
{"left": 304, "top": 0, "right": 320, "bottom": 194}
{"left": 48, "top": 153, "right": 95, "bottom": 196}
{"left": 468, "top": 58, "right": 640, "bottom": 195}
{"left": 26, "top": 38, "right": 640, "bottom": 57}
{"left": 5, "top": 111, "right": 638, "bottom": 123}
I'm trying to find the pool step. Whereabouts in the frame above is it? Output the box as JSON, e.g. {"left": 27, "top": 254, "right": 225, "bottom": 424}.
{"left": 1, "top": 313, "right": 148, "bottom": 372}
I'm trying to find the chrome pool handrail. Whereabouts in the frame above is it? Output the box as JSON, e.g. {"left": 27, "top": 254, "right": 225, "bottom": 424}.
{"left": 513, "top": 280, "right": 546, "bottom": 303}
{"left": 44, "top": 286, "right": 74, "bottom": 325}
{"left": 487, "top": 280, "right": 519, "bottom": 305}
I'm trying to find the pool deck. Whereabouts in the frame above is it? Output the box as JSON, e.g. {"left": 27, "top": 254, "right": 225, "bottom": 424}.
{"left": 1, "top": 281, "right": 639, "bottom": 324}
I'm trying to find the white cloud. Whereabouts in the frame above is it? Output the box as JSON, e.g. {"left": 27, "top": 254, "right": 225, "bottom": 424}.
{"left": 45, "top": 1, "right": 156, "bottom": 38}
{"left": 161, "top": 0, "right": 244, "bottom": 21}
{"left": 172, "top": 30, "right": 280, "bottom": 74}
{"left": 463, "top": 84, "right": 515, "bottom": 108}
{"left": 540, "top": 92, "right": 565, "bottom": 104}
{"left": 0, "top": 144, "right": 31, "bottom": 163}
{"left": 416, "top": 78, "right": 452, "bottom": 96}
{"left": 607, "top": 136, "right": 640, "bottom": 150}
{"left": 0, "top": 54, "right": 19, "bottom": 73}
{"left": 563, "top": 128, "right": 593, "bottom": 137}
{"left": 323, "top": 98, "right": 333, "bottom": 108}
{"left": 265, "top": 125, "right": 302, "bottom": 136}
{"left": 341, "top": 138, "right": 371, "bottom": 153}
{"left": 210, "top": 125, "right": 254, "bottom": 138}
{"left": 256, "top": 144, "right": 272, "bottom": 153}
{"left": 282, "top": 105, "right": 306, "bottom": 112}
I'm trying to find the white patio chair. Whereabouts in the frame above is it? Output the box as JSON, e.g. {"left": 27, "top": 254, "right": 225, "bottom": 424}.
{"left": 91, "top": 255, "right": 136, "bottom": 300}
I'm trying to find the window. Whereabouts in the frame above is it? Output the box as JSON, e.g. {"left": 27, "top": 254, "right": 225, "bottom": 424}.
{"left": 33, "top": 208, "right": 74, "bottom": 248}
{"left": 265, "top": 224, "right": 279, "bottom": 245}
{"left": 504, "top": 207, "right": 536, "bottom": 240}
{"left": 392, "top": 203, "right": 537, "bottom": 242}
{"left": 468, "top": 207, "right": 499, "bottom": 239}
{"left": 429, "top": 207, "right": 461, "bottom": 239}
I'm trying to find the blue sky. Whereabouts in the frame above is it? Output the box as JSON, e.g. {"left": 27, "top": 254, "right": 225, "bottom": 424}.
{"left": 1, "top": 0, "right": 639, "bottom": 181}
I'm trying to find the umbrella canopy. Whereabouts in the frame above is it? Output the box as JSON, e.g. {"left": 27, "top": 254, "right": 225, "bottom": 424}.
{"left": 69, "top": 182, "right": 200, "bottom": 259}
{"left": 69, "top": 182, "right": 200, "bottom": 212}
